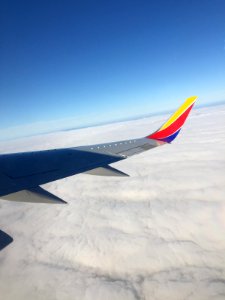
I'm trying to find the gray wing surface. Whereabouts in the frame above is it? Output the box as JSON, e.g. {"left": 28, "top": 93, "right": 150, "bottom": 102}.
{"left": 0, "top": 96, "right": 197, "bottom": 252}
{"left": 84, "top": 165, "right": 129, "bottom": 177}
{"left": 0, "top": 96, "right": 197, "bottom": 203}
{"left": 2, "top": 186, "right": 67, "bottom": 204}
{"left": 78, "top": 137, "right": 160, "bottom": 158}
{"left": 0, "top": 137, "right": 160, "bottom": 203}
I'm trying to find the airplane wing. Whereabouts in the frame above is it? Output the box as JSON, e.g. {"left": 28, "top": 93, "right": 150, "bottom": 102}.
{"left": 0, "top": 96, "right": 197, "bottom": 204}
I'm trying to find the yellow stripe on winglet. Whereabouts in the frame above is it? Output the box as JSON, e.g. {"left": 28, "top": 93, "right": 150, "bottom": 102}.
{"left": 160, "top": 96, "right": 198, "bottom": 130}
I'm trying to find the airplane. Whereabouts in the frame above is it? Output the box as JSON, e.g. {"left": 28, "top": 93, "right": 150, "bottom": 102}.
{"left": 0, "top": 96, "right": 197, "bottom": 205}
{"left": 0, "top": 96, "right": 197, "bottom": 250}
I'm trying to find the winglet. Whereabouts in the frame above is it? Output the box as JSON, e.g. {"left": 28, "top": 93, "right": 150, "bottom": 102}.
{"left": 146, "top": 96, "right": 197, "bottom": 143}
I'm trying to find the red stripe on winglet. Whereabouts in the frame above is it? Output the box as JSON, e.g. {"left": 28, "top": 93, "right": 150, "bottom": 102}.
{"left": 147, "top": 104, "right": 194, "bottom": 140}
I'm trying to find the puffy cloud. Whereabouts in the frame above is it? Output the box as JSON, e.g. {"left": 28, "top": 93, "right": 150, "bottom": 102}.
{"left": 0, "top": 105, "right": 225, "bottom": 300}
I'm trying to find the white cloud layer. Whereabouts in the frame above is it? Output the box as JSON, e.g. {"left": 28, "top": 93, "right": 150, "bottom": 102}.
{"left": 0, "top": 105, "right": 225, "bottom": 300}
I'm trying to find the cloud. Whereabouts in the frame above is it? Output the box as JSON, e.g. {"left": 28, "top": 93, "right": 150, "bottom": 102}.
{"left": 0, "top": 105, "right": 225, "bottom": 299}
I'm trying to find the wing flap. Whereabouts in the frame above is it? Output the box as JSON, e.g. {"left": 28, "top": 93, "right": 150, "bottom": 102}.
{"left": 1, "top": 186, "right": 67, "bottom": 204}
{"left": 114, "top": 140, "right": 158, "bottom": 157}
{"left": 84, "top": 165, "right": 129, "bottom": 177}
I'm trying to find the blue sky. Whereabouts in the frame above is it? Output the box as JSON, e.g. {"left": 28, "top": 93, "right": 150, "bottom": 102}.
{"left": 0, "top": 0, "right": 225, "bottom": 139}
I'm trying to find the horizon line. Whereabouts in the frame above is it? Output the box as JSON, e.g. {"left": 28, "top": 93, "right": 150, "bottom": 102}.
{"left": 0, "top": 100, "right": 224, "bottom": 143}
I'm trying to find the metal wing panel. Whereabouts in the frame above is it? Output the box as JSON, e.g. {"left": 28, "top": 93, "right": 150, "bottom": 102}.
{"left": 2, "top": 186, "right": 67, "bottom": 204}
{"left": 0, "top": 138, "right": 161, "bottom": 198}
{"left": 79, "top": 138, "right": 162, "bottom": 158}
{"left": 84, "top": 165, "right": 129, "bottom": 177}
{"left": 0, "top": 148, "right": 124, "bottom": 197}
